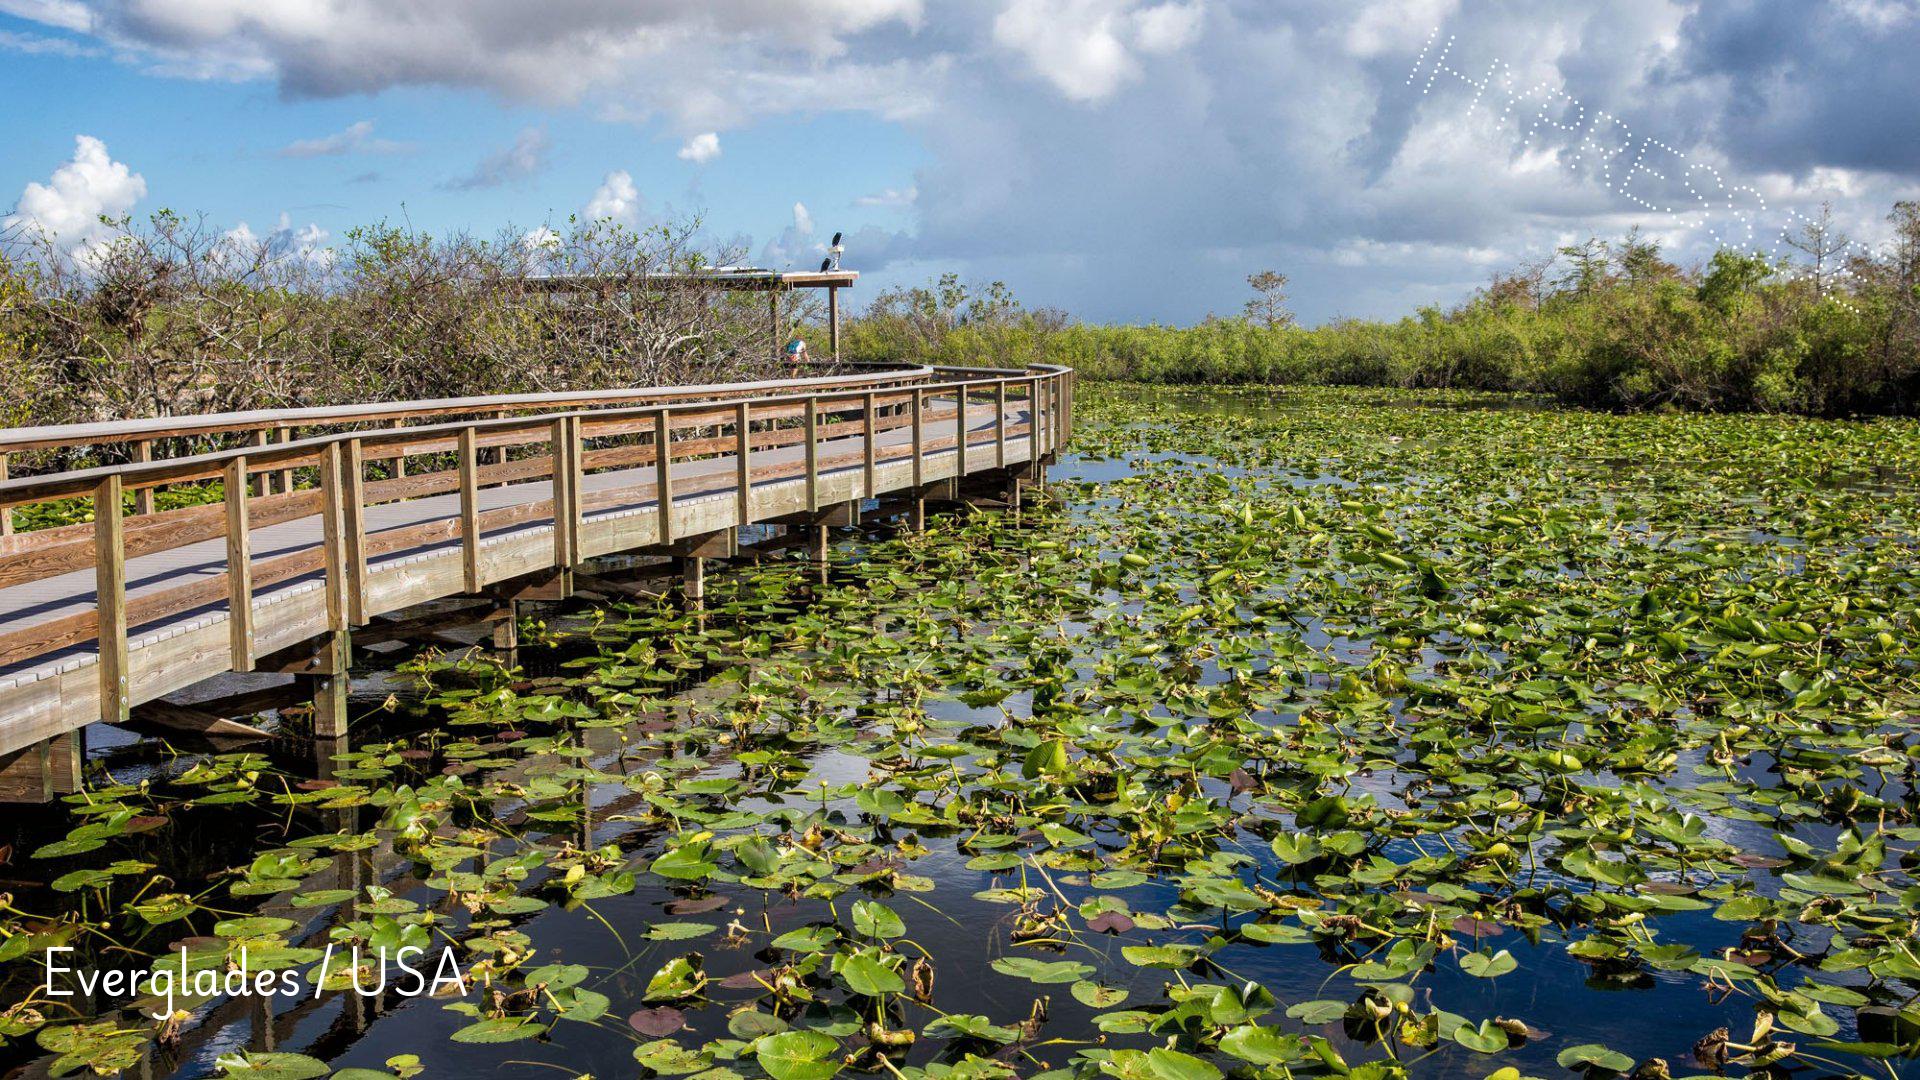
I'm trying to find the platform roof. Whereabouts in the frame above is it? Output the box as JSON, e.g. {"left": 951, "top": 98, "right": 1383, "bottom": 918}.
{"left": 524, "top": 269, "right": 858, "bottom": 292}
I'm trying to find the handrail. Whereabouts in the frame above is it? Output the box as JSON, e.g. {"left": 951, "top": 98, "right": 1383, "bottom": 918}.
{"left": 0, "top": 362, "right": 1072, "bottom": 703}
{"left": 0, "top": 365, "right": 1069, "bottom": 508}
{"left": 0, "top": 362, "right": 931, "bottom": 455}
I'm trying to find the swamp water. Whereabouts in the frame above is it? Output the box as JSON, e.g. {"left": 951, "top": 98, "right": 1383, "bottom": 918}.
{"left": 3, "top": 385, "right": 1919, "bottom": 1080}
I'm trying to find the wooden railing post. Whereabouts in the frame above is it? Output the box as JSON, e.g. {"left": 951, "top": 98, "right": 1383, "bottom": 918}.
{"left": 994, "top": 382, "right": 1007, "bottom": 468}
{"left": 224, "top": 455, "right": 254, "bottom": 672}
{"left": 319, "top": 444, "right": 347, "bottom": 630}
{"left": 131, "top": 440, "right": 155, "bottom": 515}
{"left": 342, "top": 438, "right": 367, "bottom": 625}
{"left": 655, "top": 409, "right": 673, "bottom": 544}
{"left": 314, "top": 442, "right": 350, "bottom": 739}
{"left": 550, "top": 417, "right": 578, "bottom": 569}
{"left": 911, "top": 389, "right": 924, "bottom": 488}
{"left": 863, "top": 391, "right": 877, "bottom": 498}
{"left": 391, "top": 419, "right": 408, "bottom": 479}
{"left": 94, "top": 474, "right": 128, "bottom": 724}
{"left": 251, "top": 430, "right": 272, "bottom": 496}
{"left": 459, "top": 428, "right": 480, "bottom": 593}
{"left": 1, "top": 452, "right": 11, "bottom": 536}
{"left": 1028, "top": 376, "right": 1042, "bottom": 457}
{"left": 954, "top": 383, "right": 968, "bottom": 477}
{"left": 735, "top": 401, "right": 752, "bottom": 524}
{"left": 804, "top": 398, "right": 819, "bottom": 513}
{"left": 274, "top": 426, "right": 294, "bottom": 495}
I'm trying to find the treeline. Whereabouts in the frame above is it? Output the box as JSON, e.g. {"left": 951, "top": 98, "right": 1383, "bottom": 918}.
{"left": 845, "top": 205, "right": 1920, "bottom": 416}
{"left": 0, "top": 212, "right": 810, "bottom": 439}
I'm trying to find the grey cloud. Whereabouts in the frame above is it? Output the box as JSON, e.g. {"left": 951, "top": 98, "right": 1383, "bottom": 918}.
{"left": 442, "top": 127, "right": 550, "bottom": 191}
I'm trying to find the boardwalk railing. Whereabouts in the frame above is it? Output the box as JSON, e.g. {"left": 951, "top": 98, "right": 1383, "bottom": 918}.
{"left": 0, "top": 363, "right": 1073, "bottom": 798}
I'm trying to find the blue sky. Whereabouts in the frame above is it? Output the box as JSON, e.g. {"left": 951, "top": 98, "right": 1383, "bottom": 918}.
{"left": 3, "top": 0, "right": 1918, "bottom": 325}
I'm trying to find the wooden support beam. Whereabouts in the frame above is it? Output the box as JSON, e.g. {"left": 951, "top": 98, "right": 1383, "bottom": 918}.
{"left": 908, "top": 497, "right": 926, "bottom": 533}
{"left": 0, "top": 732, "right": 80, "bottom": 803}
{"left": 767, "top": 502, "right": 858, "bottom": 528}
{"left": 828, "top": 286, "right": 840, "bottom": 360}
{"left": 127, "top": 700, "right": 271, "bottom": 740}
{"left": 1, "top": 452, "right": 11, "bottom": 536}
{"left": 354, "top": 602, "right": 496, "bottom": 647}
{"left": 178, "top": 681, "right": 309, "bottom": 720}
{"left": 667, "top": 527, "right": 737, "bottom": 559}
{"left": 224, "top": 455, "right": 254, "bottom": 672}
{"left": 95, "top": 473, "right": 129, "bottom": 725}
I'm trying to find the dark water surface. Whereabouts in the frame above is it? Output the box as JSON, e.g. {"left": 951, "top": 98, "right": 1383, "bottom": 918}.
{"left": 6, "top": 387, "right": 1917, "bottom": 1080}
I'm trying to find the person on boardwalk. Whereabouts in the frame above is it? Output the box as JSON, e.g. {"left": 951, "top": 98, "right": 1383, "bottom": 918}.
{"left": 785, "top": 338, "right": 808, "bottom": 367}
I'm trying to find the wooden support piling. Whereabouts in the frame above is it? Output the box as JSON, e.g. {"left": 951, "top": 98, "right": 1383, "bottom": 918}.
{"left": 681, "top": 556, "right": 705, "bottom": 605}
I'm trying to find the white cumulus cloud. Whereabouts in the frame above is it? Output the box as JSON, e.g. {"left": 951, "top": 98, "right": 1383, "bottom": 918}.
{"left": 221, "top": 212, "right": 334, "bottom": 270}
{"left": 993, "top": 0, "right": 1203, "bottom": 102}
{"left": 585, "top": 170, "right": 642, "bottom": 223}
{"left": 677, "top": 132, "right": 722, "bottom": 164}
{"left": 3, "top": 134, "right": 146, "bottom": 254}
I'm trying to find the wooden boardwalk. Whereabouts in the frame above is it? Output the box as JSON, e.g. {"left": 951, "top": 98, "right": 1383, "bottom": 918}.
{"left": 0, "top": 364, "right": 1073, "bottom": 800}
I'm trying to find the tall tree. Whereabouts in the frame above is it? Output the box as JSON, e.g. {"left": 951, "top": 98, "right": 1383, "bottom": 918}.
{"left": 1785, "top": 201, "right": 1849, "bottom": 298}
{"left": 1555, "top": 237, "right": 1611, "bottom": 295}
{"left": 1243, "top": 270, "right": 1295, "bottom": 329}
{"left": 1888, "top": 200, "right": 1920, "bottom": 288}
